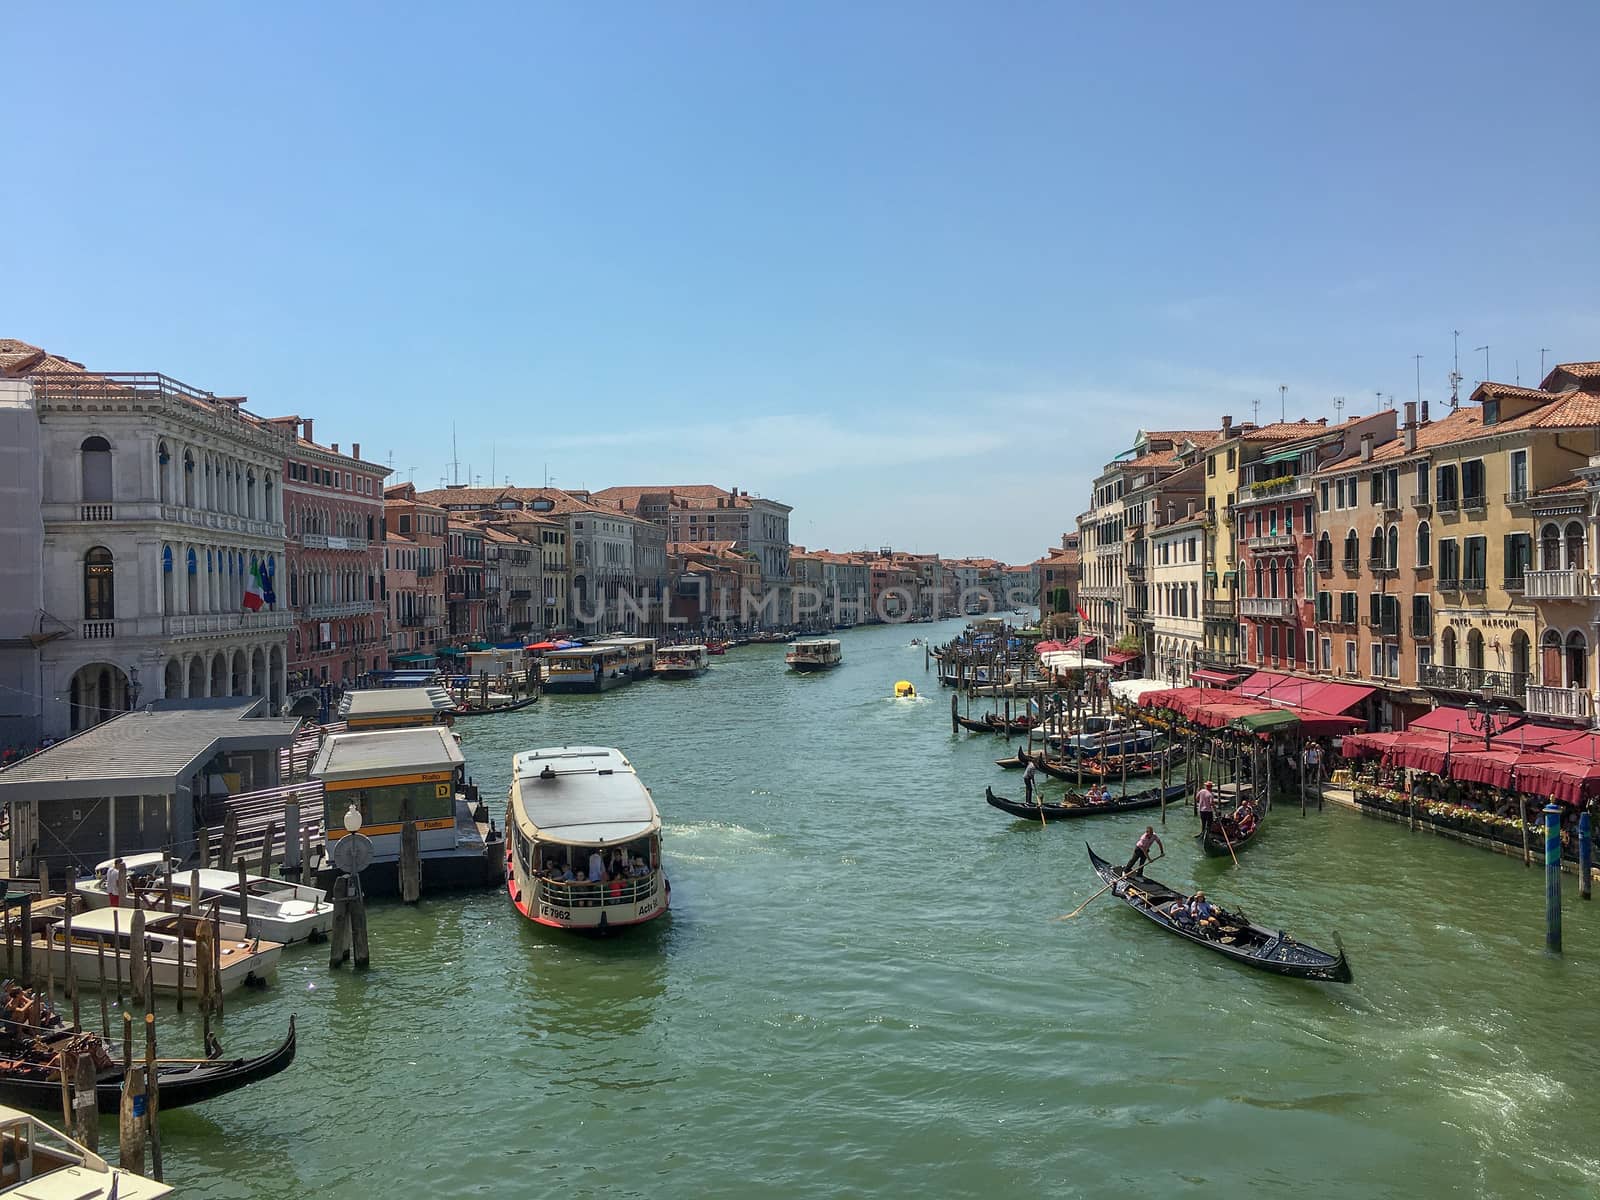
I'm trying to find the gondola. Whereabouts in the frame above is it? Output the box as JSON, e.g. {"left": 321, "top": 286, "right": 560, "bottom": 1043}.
{"left": 0, "top": 1017, "right": 297, "bottom": 1114}
{"left": 1085, "top": 846, "right": 1351, "bottom": 982}
{"left": 956, "top": 714, "right": 1037, "bottom": 736}
{"left": 994, "top": 747, "right": 1033, "bottom": 769}
{"left": 984, "top": 782, "right": 1186, "bottom": 821}
{"left": 1201, "top": 806, "right": 1263, "bottom": 857}
{"left": 1036, "top": 747, "right": 1185, "bottom": 782}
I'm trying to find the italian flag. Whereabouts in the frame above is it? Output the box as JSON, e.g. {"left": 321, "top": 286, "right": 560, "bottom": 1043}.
{"left": 243, "top": 561, "right": 265, "bottom": 612}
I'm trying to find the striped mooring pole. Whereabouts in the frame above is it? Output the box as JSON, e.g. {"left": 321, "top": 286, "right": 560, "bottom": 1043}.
{"left": 1545, "top": 803, "right": 1562, "bottom": 955}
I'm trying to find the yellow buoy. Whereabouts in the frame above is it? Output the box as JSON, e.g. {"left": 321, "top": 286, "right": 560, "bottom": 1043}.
{"left": 894, "top": 680, "right": 916, "bottom": 698}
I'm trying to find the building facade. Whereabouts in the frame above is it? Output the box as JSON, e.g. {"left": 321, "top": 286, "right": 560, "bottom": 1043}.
{"left": 0, "top": 341, "right": 292, "bottom": 741}
{"left": 383, "top": 484, "right": 449, "bottom": 665}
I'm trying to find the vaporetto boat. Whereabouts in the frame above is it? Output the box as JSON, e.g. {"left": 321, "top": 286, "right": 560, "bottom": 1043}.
{"left": 505, "top": 746, "right": 669, "bottom": 933}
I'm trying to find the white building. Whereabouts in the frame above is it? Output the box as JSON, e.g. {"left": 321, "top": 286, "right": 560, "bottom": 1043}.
{"left": 1147, "top": 512, "right": 1207, "bottom": 685}
{"left": 0, "top": 342, "right": 292, "bottom": 742}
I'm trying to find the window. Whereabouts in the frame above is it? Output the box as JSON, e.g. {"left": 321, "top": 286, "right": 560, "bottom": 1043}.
{"left": 1335, "top": 478, "right": 1348, "bottom": 509}
{"left": 1320, "top": 637, "right": 1332, "bottom": 670}
{"left": 1565, "top": 521, "right": 1586, "bottom": 570}
{"left": 1442, "top": 626, "right": 1457, "bottom": 666}
{"left": 1372, "top": 643, "right": 1383, "bottom": 677}
{"left": 1226, "top": 448, "right": 1236, "bottom": 470}
{"left": 1411, "top": 594, "right": 1431, "bottom": 638}
{"left": 1505, "top": 533, "right": 1532, "bottom": 586}
{"left": 1303, "top": 503, "right": 1313, "bottom": 529}
{"left": 1436, "top": 464, "right": 1458, "bottom": 508}
{"left": 1317, "top": 531, "right": 1333, "bottom": 567}
{"left": 1462, "top": 460, "right": 1486, "bottom": 507}
{"left": 1386, "top": 644, "right": 1400, "bottom": 679}
{"left": 1207, "top": 455, "right": 1216, "bottom": 477}
{"left": 1305, "top": 630, "right": 1316, "bottom": 665}
{"left": 1370, "top": 472, "right": 1383, "bottom": 505}
{"left": 1386, "top": 525, "right": 1399, "bottom": 570}
{"left": 1343, "top": 529, "right": 1359, "bottom": 567}
{"left": 1346, "top": 640, "right": 1357, "bottom": 674}
{"left": 1463, "top": 536, "right": 1487, "bottom": 588}
{"left": 1316, "top": 590, "right": 1332, "bottom": 622}
{"left": 1304, "top": 556, "right": 1314, "bottom": 596}
{"left": 1438, "top": 538, "right": 1460, "bottom": 584}
{"left": 1509, "top": 450, "right": 1528, "bottom": 502}
{"left": 1320, "top": 481, "right": 1331, "bottom": 511}
{"left": 1416, "top": 520, "right": 1431, "bottom": 568}
{"left": 81, "top": 436, "right": 112, "bottom": 503}
{"left": 83, "top": 547, "right": 114, "bottom": 619}
{"left": 1415, "top": 461, "right": 1430, "bottom": 505}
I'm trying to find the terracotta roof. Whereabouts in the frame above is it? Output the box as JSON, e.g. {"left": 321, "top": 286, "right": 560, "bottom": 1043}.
{"left": 1143, "top": 429, "right": 1224, "bottom": 449}
{"left": 1343, "top": 408, "right": 1483, "bottom": 466}
{"left": 1242, "top": 418, "right": 1333, "bottom": 441}
{"left": 413, "top": 486, "right": 620, "bottom": 519}
{"left": 589, "top": 484, "right": 783, "bottom": 511}
{"left": 1541, "top": 362, "right": 1600, "bottom": 389}
{"left": 1476, "top": 382, "right": 1553, "bottom": 403}
{"left": 1124, "top": 449, "right": 1182, "bottom": 469}
{"left": 1531, "top": 478, "right": 1588, "bottom": 499}
{"left": 0, "top": 338, "right": 90, "bottom": 379}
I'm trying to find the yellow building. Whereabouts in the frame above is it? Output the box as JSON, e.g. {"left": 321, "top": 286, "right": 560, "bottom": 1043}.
{"left": 1420, "top": 368, "right": 1600, "bottom": 710}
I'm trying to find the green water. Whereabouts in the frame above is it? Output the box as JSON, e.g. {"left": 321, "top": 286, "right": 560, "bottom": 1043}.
{"left": 130, "top": 620, "right": 1598, "bottom": 1198}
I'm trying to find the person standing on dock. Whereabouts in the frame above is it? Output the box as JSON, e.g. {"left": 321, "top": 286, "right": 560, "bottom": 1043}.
{"left": 1023, "top": 756, "right": 1039, "bottom": 806}
{"left": 1123, "top": 827, "right": 1163, "bottom": 876}
{"left": 1196, "top": 782, "right": 1216, "bottom": 841}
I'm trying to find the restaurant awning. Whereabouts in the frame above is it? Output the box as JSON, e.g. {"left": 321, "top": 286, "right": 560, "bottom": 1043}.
{"left": 1063, "top": 635, "right": 1093, "bottom": 651}
{"left": 1229, "top": 709, "right": 1300, "bottom": 734}
{"left": 390, "top": 652, "right": 434, "bottom": 663}
{"left": 1191, "top": 668, "right": 1245, "bottom": 688}
{"left": 1406, "top": 706, "right": 1524, "bottom": 737}
{"left": 1296, "top": 681, "right": 1375, "bottom": 716}
{"left": 1104, "top": 650, "right": 1141, "bottom": 665}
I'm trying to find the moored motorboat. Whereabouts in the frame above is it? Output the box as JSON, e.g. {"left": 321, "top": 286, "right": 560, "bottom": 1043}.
{"left": 80, "top": 853, "right": 333, "bottom": 944}
{"left": 505, "top": 746, "right": 669, "bottom": 933}
{"left": 984, "top": 783, "right": 1185, "bottom": 820}
{"left": 1085, "top": 845, "right": 1351, "bottom": 982}
{"left": 0, "top": 1102, "right": 172, "bottom": 1196}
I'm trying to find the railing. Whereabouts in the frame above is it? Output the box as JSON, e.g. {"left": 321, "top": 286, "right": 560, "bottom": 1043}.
{"left": 1240, "top": 596, "right": 1296, "bottom": 619}
{"left": 1410, "top": 617, "right": 1432, "bottom": 638}
{"left": 1461, "top": 576, "right": 1486, "bottom": 592}
{"left": 164, "top": 611, "right": 293, "bottom": 636}
{"left": 1125, "top": 564, "right": 1146, "bottom": 580}
{"left": 80, "top": 620, "right": 116, "bottom": 639}
{"left": 1418, "top": 663, "right": 1527, "bottom": 700}
{"left": 1368, "top": 556, "right": 1397, "bottom": 575}
{"left": 1524, "top": 685, "right": 1594, "bottom": 721}
{"left": 1436, "top": 496, "right": 1459, "bottom": 514}
{"left": 1194, "top": 648, "right": 1240, "bottom": 669}
{"left": 1410, "top": 493, "right": 1431, "bottom": 509}
{"left": 1506, "top": 489, "right": 1531, "bottom": 506}
{"left": 158, "top": 504, "right": 283, "bottom": 539}
{"left": 535, "top": 872, "right": 660, "bottom": 910}
{"left": 1247, "top": 477, "right": 1312, "bottom": 500}
{"left": 204, "top": 780, "right": 326, "bottom": 867}
{"left": 1245, "top": 532, "right": 1297, "bottom": 550}
{"left": 304, "top": 600, "right": 377, "bottom": 619}
{"left": 1524, "top": 569, "right": 1593, "bottom": 600}
{"left": 510, "top": 589, "right": 532, "bottom": 600}
{"left": 80, "top": 504, "right": 114, "bottom": 522}
{"left": 1503, "top": 575, "right": 1525, "bottom": 594}
{"left": 1437, "top": 576, "right": 1460, "bottom": 591}
{"left": 1363, "top": 617, "right": 1400, "bottom": 636}
{"left": 1315, "top": 556, "right": 1334, "bottom": 574}
{"left": 1202, "top": 599, "right": 1235, "bottom": 619}
{"left": 1380, "top": 502, "right": 1402, "bottom": 518}
{"left": 1341, "top": 556, "right": 1361, "bottom": 573}
{"left": 1463, "top": 493, "right": 1487, "bottom": 512}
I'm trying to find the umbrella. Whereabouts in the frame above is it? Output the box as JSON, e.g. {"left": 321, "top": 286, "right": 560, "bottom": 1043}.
{"left": 554, "top": 640, "right": 581, "bottom": 649}
{"left": 526, "top": 641, "right": 561, "bottom": 651}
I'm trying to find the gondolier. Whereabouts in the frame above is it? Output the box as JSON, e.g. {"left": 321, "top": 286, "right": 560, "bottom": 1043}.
{"left": 1023, "top": 756, "right": 1039, "bottom": 805}
{"left": 1123, "top": 826, "right": 1163, "bottom": 876}
{"left": 1196, "top": 781, "right": 1216, "bottom": 840}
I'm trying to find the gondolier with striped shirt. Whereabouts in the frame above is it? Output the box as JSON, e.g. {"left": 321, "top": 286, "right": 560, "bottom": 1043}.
{"left": 1122, "top": 826, "right": 1163, "bottom": 876}
{"left": 1195, "top": 781, "right": 1216, "bottom": 841}
{"left": 1023, "top": 755, "right": 1039, "bottom": 806}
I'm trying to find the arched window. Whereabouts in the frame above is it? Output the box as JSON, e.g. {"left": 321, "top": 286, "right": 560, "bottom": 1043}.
{"left": 1467, "top": 628, "right": 1485, "bottom": 671}
{"left": 1565, "top": 521, "right": 1586, "bottom": 570}
{"left": 1304, "top": 556, "right": 1315, "bottom": 597}
{"left": 80, "top": 436, "right": 112, "bottom": 503}
{"left": 1442, "top": 626, "right": 1457, "bottom": 667}
{"left": 1317, "top": 531, "right": 1332, "bottom": 567}
{"left": 1511, "top": 629, "right": 1530, "bottom": 682}
{"left": 1369, "top": 527, "right": 1384, "bottom": 564}
{"left": 83, "top": 547, "right": 114, "bottom": 620}
{"left": 1566, "top": 630, "right": 1588, "bottom": 689}
{"left": 1343, "top": 529, "right": 1359, "bottom": 565}
{"left": 1416, "top": 520, "right": 1431, "bottom": 568}
{"left": 1541, "top": 523, "right": 1562, "bottom": 571}
{"left": 1268, "top": 562, "right": 1279, "bottom": 598}
{"left": 246, "top": 469, "right": 257, "bottom": 519}
{"left": 1255, "top": 562, "right": 1264, "bottom": 596}
{"left": 1542, "top": 629, "right": 1564, "bottom": 687}
{"left": 1386, "top": 525, "right": 1399, "bottom": 570}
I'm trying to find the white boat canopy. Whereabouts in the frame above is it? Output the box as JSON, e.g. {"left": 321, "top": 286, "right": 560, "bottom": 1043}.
{"left": 1038, "top": 651, "right": 1112, "bottom": 672}
{"left": 311, "top": 727, "right": 463, "bottom": 783}
{"left": 1110, "top": 678, "right": 1169, "bottom": 703}
{"left": 337, "top": 687, "right": 455, "bottom": 722}
{"left": 511, "top": 746, "right": 660, "bottom": 846}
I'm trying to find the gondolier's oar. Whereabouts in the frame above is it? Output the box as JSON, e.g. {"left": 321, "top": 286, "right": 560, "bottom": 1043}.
{"left": 1055, "top": 881, "right": 1112, "bottom": 921}
{"left": 1220, "top": 822, "right": 1239, "bottom": 868}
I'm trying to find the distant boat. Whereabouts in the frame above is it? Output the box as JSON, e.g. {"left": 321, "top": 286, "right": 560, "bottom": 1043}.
{"left": 786, "top": 639, "right": 843, "bottom": 671}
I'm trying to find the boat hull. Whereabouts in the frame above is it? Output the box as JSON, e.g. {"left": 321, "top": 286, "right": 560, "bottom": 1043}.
{"left": 316, "top": 834, "right": 506, "bottom": 897}
{"left": 787, "top": 661, "right": 841, "bottom": 672}
{"left": 985, "top": 784, "right": 1185, "bottom": 821}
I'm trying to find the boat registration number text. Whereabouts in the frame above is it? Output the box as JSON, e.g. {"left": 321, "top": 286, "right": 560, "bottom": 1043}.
{"left": 540, "top": 906, "right": 572, "bottom": 921}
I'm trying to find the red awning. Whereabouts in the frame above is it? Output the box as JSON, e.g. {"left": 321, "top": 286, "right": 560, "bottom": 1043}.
{"left": 1342, "top": 731, "right": 1402, "bottom": 759}
{"left": 1235, "top": 671, "right": 1296, "bottom": 699}
{"left": 1406, "top": 706, "right": 1526, "bottom": 737}
{"left": 1063, "top": 635, "right": 1092, "bottom": 651}
{"left": 1295, "top": 681, "right": 1376, "bottom": 716}
{"left": 1035, "top": 641, "right": 1068, "bottom": 653}
{"left": 1515, "top": 756, "right": 1600, "bottom": 805}
{"left": 1105, "top": 650, "right": 1141, "bottom": 665}
{"left": 1190, "top": 668, "right": 1245, "bottom": 688}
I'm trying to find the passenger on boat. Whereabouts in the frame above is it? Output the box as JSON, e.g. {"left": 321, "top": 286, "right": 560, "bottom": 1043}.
{"left": 1233, "top": 801, "right": 1257, "bottom": 838}
{"left": 587, "top": 849, "right": 607, "bottom": 883}
{"left": 1187, "top": 892, "right": 1219, "bottom": 938}
{"left": 629, "top": 856, "right": 650, "bottom": 878}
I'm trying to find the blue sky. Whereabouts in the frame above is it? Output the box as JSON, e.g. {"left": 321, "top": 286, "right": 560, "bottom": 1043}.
{"left": 6, "top": 3, "right": 1597, "bottom": 563}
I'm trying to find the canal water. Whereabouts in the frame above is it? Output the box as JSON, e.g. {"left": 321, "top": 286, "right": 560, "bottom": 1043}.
{"left": 145, "top": 619, "right": 1599, "bottom": 1198}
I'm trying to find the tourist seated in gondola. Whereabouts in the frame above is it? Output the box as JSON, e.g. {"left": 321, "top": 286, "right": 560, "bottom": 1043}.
{"left": 1233, "top": 802, "right": 1257, "bottom": 838}
{"left": 1187, "top": 891, "right": 1220, "bottom": 938}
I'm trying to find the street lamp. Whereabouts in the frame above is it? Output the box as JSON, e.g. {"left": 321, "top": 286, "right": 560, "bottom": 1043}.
{"left": 1466, "top": 686, "right": 1514, "bottom": 750}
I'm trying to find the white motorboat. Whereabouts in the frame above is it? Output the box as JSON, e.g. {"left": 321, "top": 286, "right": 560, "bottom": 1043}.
{"left": 0, "top": 1103, "right": 170, "bottom": 1197}
{"left": 785, "top": 638, "right": 843, "bottom": 671}
{"left": 79, "top": 853, "right": 333, "bottom": 944}
{"left": 654, "top": 645, "right": 710, "bottom": 679}
{"left": 17, "top": 904, "right": 281, "bottom": 996}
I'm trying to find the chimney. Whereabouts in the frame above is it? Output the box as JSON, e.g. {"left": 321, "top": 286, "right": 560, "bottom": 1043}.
{"left": 332, "top": 443, "right": 339, "bottom": 454}
{"left": 1420, "top": 399, "right": 1430, "bottom": 425}
{"left": 1404, "top": 424, "right": 1416, "bottom": 453}
{"left": 301, "top": 417, "right": 314, "bottom": 444}
{"left": 1186, "top": 499, "right": 1198, "bottom": 518}
{"left": 1220, "top": 415, "right": 1233, "bottom": 438}
{"left": 352, "top": 442, "right": 361, "bottom": 460}
{"left": 1403, "top": 401, "right": 1416, "bottom": 429}
{"left": 1359, "top": 433, "right": 1374, "bottom": 462}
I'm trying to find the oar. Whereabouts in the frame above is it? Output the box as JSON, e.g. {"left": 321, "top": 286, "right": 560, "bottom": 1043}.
{"left": 1056, "top": 881, "right": 1113, "bottom": 920}
{"left": 1219, "top": 821, "right": 1239, "bottom": 868}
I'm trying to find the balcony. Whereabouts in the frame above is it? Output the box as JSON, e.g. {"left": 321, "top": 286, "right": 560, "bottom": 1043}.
{"left": 1246, "top": 476, "right": 1312, "bottom": 501}
{"left": 1506, "top": 489, "right": 1532, "bottom": 507}
{"left": 1436, "top": 497, "right": 1459, "bottom": 514}
{"left": 1437, "top": 576, "right": 1460, "bottom": 591}
{"left": 1462, "top": 493, "right": 1487, "bottom": 512}
{"left": 1417, "top": 662, "right": 1527, "bottom": 700}
{"left": 1368, "top": 556, "right": 1398, "bottom": 576}
{"left": 1245, "top": 532, "right": 1297, "bottom": 551}
{"left": 1409, "top": 493, "right": 1432, "bottom": 511}
{"left": 80, "top": 504, "right": 115, "bottom": 522}
{"left": 1380, "top": 502, "right": 1402, "bottom": 519}
{"left": 1364, "top": 617, "right": 1400, "bottom": 637}
{"left": 1315, "top": 556, "right": 1334, "bottom": 574}
{"left": 1240, "top": 596, "right": 1296, "bottom": 619}
{"left": 1341, "top": 556, "right": 1361, "bottom": 574}
{"left": 1461, "top": 576, "right": 1486, "bottom": 593}
{"left": 1194, "top": 648, "right": 1240, "bottom": 670}
{"left": 304, "top": 600, "right": 378, "bottom": 620}
{"left": 1503, "top": 575, "right": 1525, "bottom": 595}
{"left": 301, "top": 533, "right": 371, "bottom": 551}
{"left": 510, "top": 589, "right": 532, "bottom": 600}
{"left": 1524, "top": 569, "right": 1593, "bottom": 601}
{"left": 80, "top": 620, "right": 116, "bottom": 639}
{"left": 1524, "top": 685, "right": 1594, "bottom": 722}
{"left": 1125, "top": 564, "right": 1146, "bottom": 581}
{"left": 1202, "top": 599, "right": 1235, "bottom": 620}
{"left": 1410, "top": 617, "right": 1432, "bottom": 639}
{"left": 158, "top": 504, "right": 283, "bottom": 539}
{"left": 163, "top": 610, "right": 293, "bottom": 637}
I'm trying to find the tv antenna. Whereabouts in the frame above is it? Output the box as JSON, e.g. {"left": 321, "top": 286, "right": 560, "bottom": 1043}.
{"left": 1541, "top": 347, "right": 1552, "bottom": 379}
{"left": 1449, "top": 330, "right": 1463, "bottom": 408}
{"left": 448, "top": 423, "right": 462, "bottom": 486}
{"left": 1279, "top": 384, "right": 1287, "bottom": 421}
{"left": 1412, "top": 354, "right": 1422, "bottom": 406}
{"left": 1250, "top": 397, "right": 1261, "bottom": 425}
{"left": 1333, "top": 396, "right": 1345, "bottom": 422}
{"left": 1474, "top": 344, "right": 1490, "bottom": 384}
